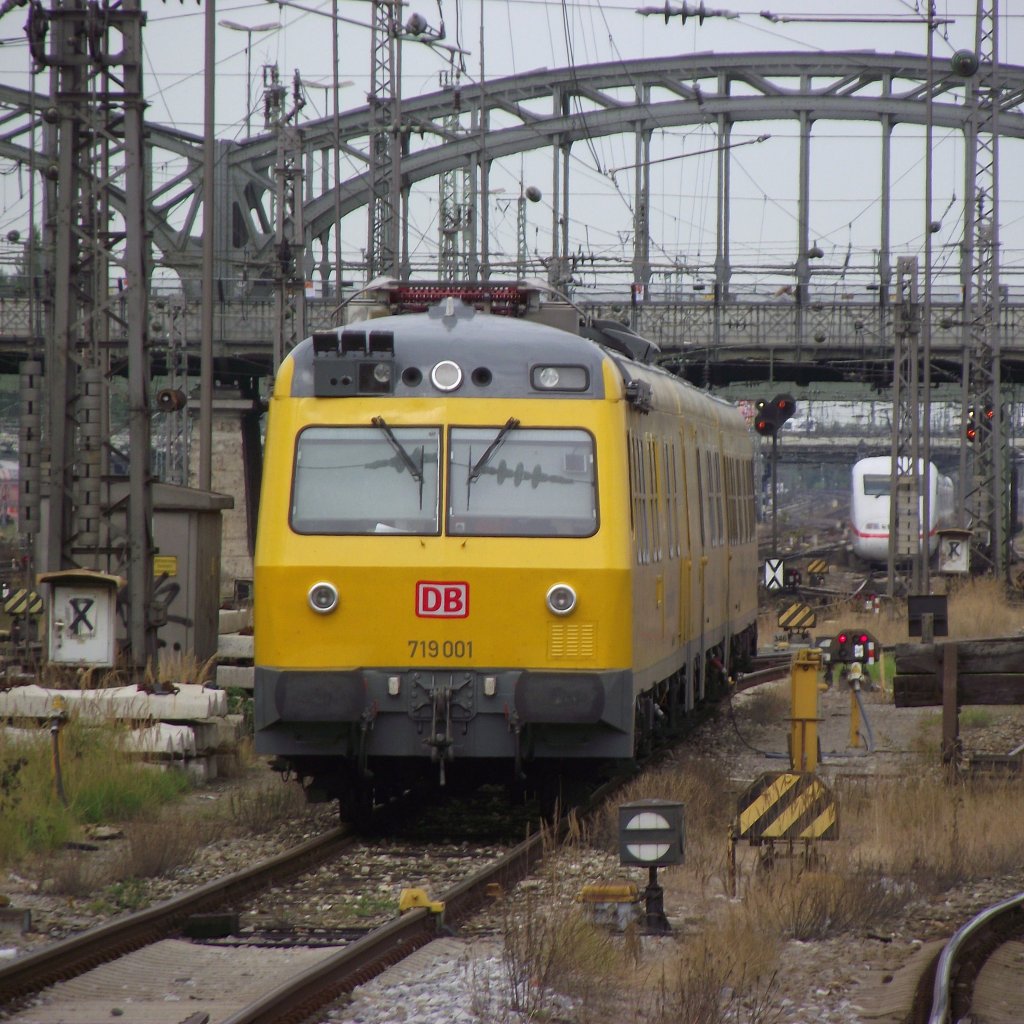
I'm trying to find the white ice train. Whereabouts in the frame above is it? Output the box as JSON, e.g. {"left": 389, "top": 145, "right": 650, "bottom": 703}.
{"left": 849, "top": 456, "right": 955, "bottom": 563}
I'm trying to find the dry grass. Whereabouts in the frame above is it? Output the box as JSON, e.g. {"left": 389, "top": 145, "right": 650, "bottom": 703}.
{"left": 837, "top": 772, "right": 1024, "bottom": 889}
{"left": 35, "top": 653, "right": 217, "bottom": 691}
{"left": 226, "top": 777, "right": 309, "bottom": 829}
{"left": 637, "top": 920, "right": 783, "bottom": 1024}
{"left": 800, "top": 573, "right": 1024, "bottom": 651}
{"left": 122, "top": 811, "right": 211, "bottom": 878}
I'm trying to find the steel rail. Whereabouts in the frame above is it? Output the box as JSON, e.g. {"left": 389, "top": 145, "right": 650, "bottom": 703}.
{"left": 218, "top": 823, "right": 553, "bottom": 1024}
{"left": 926, "top": 891, "right": 1024, "bottom": 1024}
{"left": 0, "top": 826, "right": 351, "bottom": 1006}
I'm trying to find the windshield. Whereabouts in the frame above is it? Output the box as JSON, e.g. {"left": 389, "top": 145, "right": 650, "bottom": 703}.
{"left": 448, "top": 427, "right": 597, "bottom": 537}
{"left": 291, "top": 426, "right": 441, "bottom": 534}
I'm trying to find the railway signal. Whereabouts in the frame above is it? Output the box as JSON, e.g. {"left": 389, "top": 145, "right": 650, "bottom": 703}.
{"left": 755, "top": 393, "right": 797, "bottom": 554}
{"left": 965, "top": 404, "right": 993, "bottom": 441}
{"left": 753, "top": 393, "right": 797, "bottom": 437}
{"left": 965, "top": 406, "right": 978, "bottom": 441}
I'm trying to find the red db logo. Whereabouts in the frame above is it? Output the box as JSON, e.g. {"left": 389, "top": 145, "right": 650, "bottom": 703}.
{"left": 416, "top": 581, "right": 469, "bottom": 618}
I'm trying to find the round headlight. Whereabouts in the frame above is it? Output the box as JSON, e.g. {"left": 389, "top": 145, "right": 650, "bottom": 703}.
{"left": 308, "top": 581, "right": 339, "bottom": 614}
{"left": 537, "top": 366, "right": 560, "bottom": 389}
{"left": 546, "top": 583, "right": 577, "bottom": 616}
{"left": 373, "top": 361, "right": 392, "bottom": 383}
{"left": 431, "top": 360, "right": 463, "bottom": 391}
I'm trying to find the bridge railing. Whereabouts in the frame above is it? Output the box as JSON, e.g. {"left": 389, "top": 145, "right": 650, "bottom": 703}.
{"left": 0, "top": 294, "right": 1021, "bottom": 367}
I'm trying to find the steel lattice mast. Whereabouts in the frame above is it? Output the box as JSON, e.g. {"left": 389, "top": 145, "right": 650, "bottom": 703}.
{"left": 31, "top": 0, "right": 154, "bottom": 668}
{"left": 368, "top": 1, "right": 401, "bottom": 280}
{"left": 960, "top": 0, "right": 1006, "bottom": 576}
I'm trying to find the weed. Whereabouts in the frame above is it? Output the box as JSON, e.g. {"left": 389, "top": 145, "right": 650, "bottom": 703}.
{"left": 101, "top": 877, "right": 150, "bottom": 913}
{"left": 122, "top": 813, "right": 208, "bottom": 878}
{"left": 33, "top": 847, "right": 112, "bottom": 897}
{"left": 641, "top": 921, "right": 783, "bottom": 1024}
{"left": 0, "top": 716, "right": 191, "bottom": 866}
{"left": 959, "top": 707, "right": 995, "bottom": 730}
{"left": 227, "top": 780, "right": 306, "bottom": 830}
{"left": 346, "top": 894, "right": 396, "bottom": 919}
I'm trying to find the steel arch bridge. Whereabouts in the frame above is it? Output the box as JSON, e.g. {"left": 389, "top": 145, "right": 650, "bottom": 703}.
{"left": 2, "top": 50, "right": 1023, "bottom": 297}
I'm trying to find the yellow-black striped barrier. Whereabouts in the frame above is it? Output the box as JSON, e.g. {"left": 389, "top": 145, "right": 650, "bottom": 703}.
{"left": 778, "top": 602, "right": 816, "bottom": 631}
{"left": 737, "top": 771, "right": 838, "bottom": 842}
{"left": 807, "top": 558, "right": 828, "bottom": 575}
{"left": 4, "top": 589, "right": 43, "bottom": 616}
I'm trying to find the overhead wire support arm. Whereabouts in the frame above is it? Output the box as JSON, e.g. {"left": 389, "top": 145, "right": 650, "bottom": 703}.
{"left": 636, "top": 3, "right": 738, "bottom": 23}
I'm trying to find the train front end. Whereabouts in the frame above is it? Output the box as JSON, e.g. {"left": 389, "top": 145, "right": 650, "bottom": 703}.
{"left": 253, "top": 301, "right": 633, "bottom": 810}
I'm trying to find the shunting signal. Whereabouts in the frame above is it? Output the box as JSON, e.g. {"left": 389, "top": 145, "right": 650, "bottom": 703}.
{"left": 833, "top": 629, "right": 879, "bottom": 666}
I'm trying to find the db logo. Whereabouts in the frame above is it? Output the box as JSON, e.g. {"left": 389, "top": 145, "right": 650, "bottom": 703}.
{"left": 416, "top": 581, "right": 470, "bottom": 618}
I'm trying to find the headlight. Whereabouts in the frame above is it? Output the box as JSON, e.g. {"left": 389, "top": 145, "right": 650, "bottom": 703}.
{"left": 546, "top": 583, "right": 577, "bottom": 616}
{"left": 531, "top": 364, "right": 589, "bottom": 392}
{"left": 430, "top": 360, "right": 463, "bottom": 391}
{"left": 308, "top": 581, "right": 339, "bottom": 614}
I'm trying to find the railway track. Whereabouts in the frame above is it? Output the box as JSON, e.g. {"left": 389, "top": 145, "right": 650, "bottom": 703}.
{"left": 915, "top": 891, "right": 1024, "bottom": 1024}
{"left": 0, "top": 771, "right": 635, "bottom": 1023}
{"left": 0, "top": 827, "right": 354, "bottom": 1009}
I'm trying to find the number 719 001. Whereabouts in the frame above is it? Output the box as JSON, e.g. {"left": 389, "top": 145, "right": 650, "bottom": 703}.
{"left": 407, "top": 639, "right": 474, "bottom": 659}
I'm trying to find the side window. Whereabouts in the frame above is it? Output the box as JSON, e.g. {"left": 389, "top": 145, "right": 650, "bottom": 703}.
{"left": 708, "top": 450, "right": 716, "bottom": 548}
{"left": 714, "top": 452, "right": 724, "bottom": 547}
{"left": 632, "top": 434, "right": 649, "bottom": 563}
{"left": 647, "top": 437, "right": 661, "bottom": 562}
{"left": 696, "top": 449, "right": 706, "bottom": 547}
{"left": 665, "top": 441, "right": 678, "bottom": 559}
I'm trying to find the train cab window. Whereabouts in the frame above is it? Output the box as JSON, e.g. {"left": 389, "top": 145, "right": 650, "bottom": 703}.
{"left": 863, "top": 474, "right": 891, "bottom": 497}
{"left": 290, "top": 426, "right": 441, "bottom": 534}
{"left": 448, "top": 427, "right": 597, "bottom": 537}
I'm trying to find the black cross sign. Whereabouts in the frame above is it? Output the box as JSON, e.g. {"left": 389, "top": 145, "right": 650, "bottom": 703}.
{"left": 69, "top": 597, "right": 95, "bottom": 635}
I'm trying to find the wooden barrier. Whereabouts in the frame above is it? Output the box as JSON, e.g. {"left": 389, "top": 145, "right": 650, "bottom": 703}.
{"left": 894, "top": 637, "right": 1024, "bottom": 766}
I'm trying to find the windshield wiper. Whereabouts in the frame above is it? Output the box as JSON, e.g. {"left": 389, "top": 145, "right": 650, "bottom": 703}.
{"left": 468, "top": 417, "right": 520, "bottom": 486}
{"left": 372, "top": 416, "right": 425, "bottom": 507}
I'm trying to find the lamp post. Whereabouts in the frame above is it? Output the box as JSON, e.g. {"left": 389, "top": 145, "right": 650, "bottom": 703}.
{"left": 219, "top": 19, "right": 280, "bottom": 137}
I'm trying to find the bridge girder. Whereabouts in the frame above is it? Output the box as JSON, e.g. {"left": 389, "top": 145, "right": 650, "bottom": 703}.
{"left": 2, "top": 51, "right": 1024, "bottom": 288}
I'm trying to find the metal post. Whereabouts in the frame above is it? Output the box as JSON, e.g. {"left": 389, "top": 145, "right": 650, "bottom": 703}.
{"left": 201, "top": 0, "right": 215, "bottom": 492}
{"left": 332, "top": 1, "right": 343, "bottom": 298}
{"left": 920, "top": 5, "right": 935, "bottom": 594}
{"left": 771, "top": 431, "right": 779, "bottom": 554}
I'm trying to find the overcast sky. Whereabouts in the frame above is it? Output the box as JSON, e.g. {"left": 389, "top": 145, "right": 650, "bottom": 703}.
{"left": 0, "top": 0, "right": 1021, "bottom": 293}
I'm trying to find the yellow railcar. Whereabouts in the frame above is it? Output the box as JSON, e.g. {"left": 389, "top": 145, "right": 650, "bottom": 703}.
{"left": 254, "top": 293, "right": 757, "bottom": 816}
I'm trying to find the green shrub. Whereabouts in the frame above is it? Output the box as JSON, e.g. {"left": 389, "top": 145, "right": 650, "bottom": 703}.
{"left": 0, "top": 717, "right": 191, "bottom": 866}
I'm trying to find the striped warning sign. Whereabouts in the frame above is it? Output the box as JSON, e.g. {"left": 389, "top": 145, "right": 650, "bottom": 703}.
{"left": 4, "top": 589, "right": 44, "bottom": 616}
{"left": 778, "top": 603, "right": 816, "bottom": 631}
{"left": 737, "top": 772, "right": 838, "bottom": 842}
{"left": 807, "top": 558, "right": 828, "bottom": 575}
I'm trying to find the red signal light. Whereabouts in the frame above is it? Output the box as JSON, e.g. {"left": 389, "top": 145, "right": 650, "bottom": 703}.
{"left": 966, "top": 424, "right": 978, "bottom": 441}
{"left": 837, "top": 633, "right": 848, "bottom": 644}
{"left": 859, "top": 634, "right": 869, "bottom": 644}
